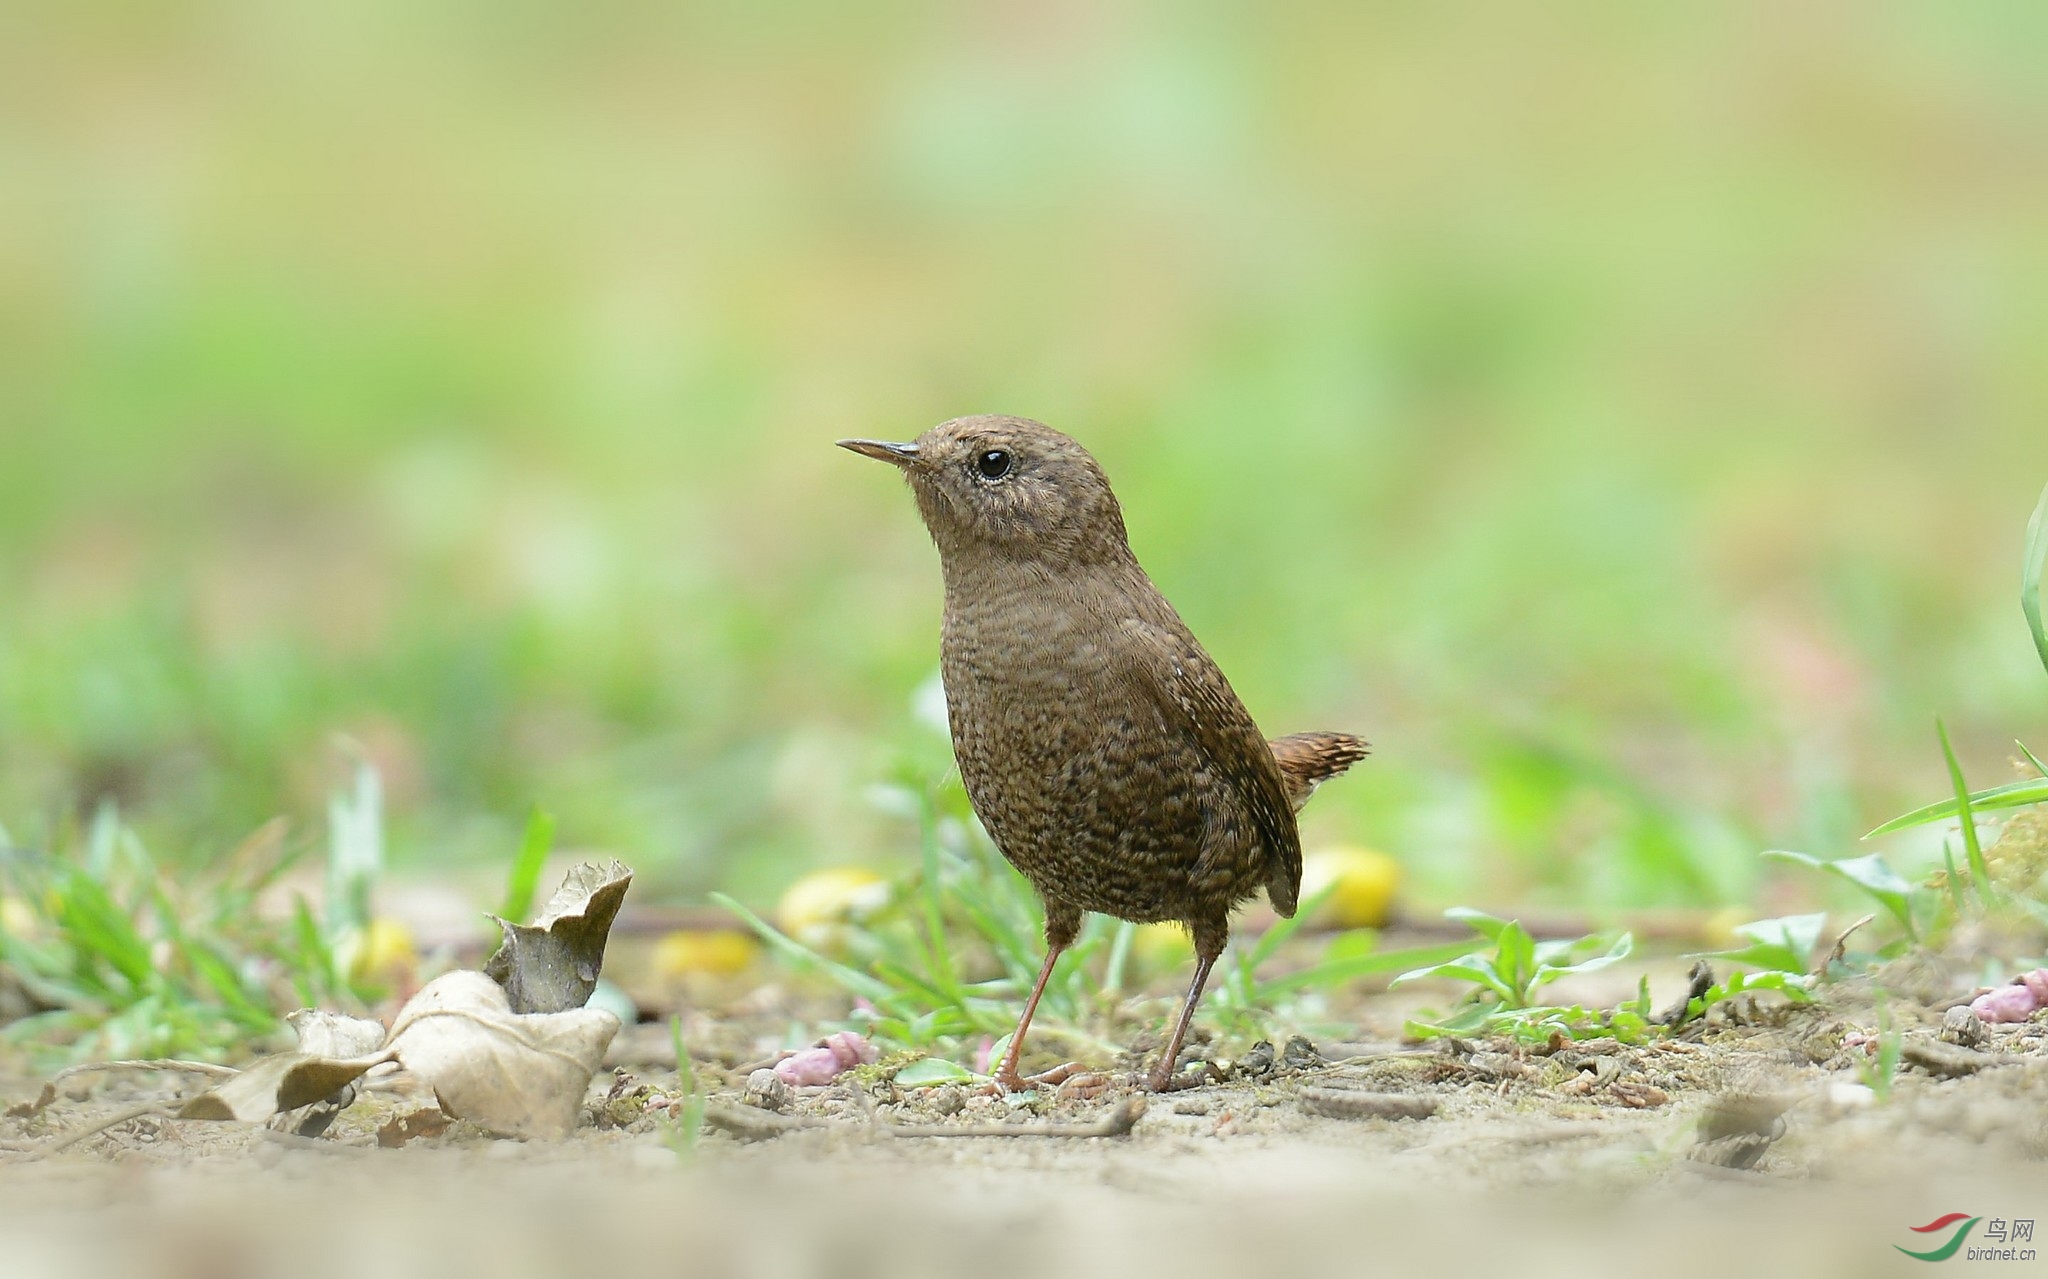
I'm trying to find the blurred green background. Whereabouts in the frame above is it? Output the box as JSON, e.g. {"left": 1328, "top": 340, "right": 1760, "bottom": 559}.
{"left": 3, "top": 2, "right": 2044, "bottom": 915}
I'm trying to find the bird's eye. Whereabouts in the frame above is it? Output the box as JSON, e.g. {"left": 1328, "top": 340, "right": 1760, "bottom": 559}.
{"left": 974, "top": 449, "right": 1013, "bottom": 481}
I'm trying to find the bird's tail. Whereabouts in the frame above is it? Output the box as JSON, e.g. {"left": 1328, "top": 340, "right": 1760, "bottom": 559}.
{"left": 1268, "top": 731, "right": 1370, "bottom": 814}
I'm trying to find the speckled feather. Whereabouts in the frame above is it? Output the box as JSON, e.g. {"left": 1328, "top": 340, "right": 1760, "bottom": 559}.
{"left": 854, "top": 416, "right": 1367, "bottom": 961}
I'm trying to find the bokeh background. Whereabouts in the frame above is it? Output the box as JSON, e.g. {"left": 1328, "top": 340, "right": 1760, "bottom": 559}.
{"left": 4, "top": 1, "right": 2045, "bottom": 916}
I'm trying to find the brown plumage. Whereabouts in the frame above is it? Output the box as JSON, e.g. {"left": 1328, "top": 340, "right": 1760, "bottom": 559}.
{"left": 839, "top": 416, "right": 1367, "bottom": 1092}
{"left": 1269, "top": 732, "right": 1373, "bottom": 813}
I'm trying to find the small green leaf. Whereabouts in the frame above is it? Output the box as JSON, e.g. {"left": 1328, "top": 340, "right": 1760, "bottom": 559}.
{"left": 1532, "top": 931, "right": 1634, "bottom": 987}
{"left": 1391, "top": 956, "right": 1515, "bottom": 1002}
{"left": 1443, "top": 907, "right": 1512, "bottom": 942}
{"left": 1762, "top": 851, "right": 1918, "bottom": 940}
{"left": 1630, "top": 975, "right": 1652, "bottom": 1018}
{"left": 1495, "top": 920, "right": 1538, "bottom": 1001}
{"left": 1693, "top": 912, "right": 1827, "bottom": 975}
{"left": 895, "top": 1057, "right": 977, "bottom": 1087}
{"left": 983, "top": 1032, "right": 1013, "bottom": 1073}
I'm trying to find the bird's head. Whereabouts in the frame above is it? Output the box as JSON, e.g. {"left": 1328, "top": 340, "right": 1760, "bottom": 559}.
{"left": 838, "top": 416, "right": 1130, "bottom": 569}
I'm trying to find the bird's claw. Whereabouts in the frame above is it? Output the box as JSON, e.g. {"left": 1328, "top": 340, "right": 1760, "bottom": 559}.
{"left": 981, "top": 1061, "right": 1111, "bottom": 1097}
{"left": 1145, "top": 1062, "right": 1223, "bottom": 1093}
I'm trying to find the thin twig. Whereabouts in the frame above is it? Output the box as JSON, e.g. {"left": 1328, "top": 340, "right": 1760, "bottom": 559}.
{"left": 700, "top": 1102, "right": 825, "bottom": 1140}
{"left": 24, "top": 1103, "right": 176, "bottom": 1159}
{"left": 11, "top": 1059, "right": 239, "bottom": 1118}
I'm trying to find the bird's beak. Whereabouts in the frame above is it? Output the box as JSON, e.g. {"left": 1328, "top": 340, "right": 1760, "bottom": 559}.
{"left": 836, "top": 438, "right": 921, "bottom": 467}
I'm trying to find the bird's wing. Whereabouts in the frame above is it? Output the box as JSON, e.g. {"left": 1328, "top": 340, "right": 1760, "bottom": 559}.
{"left": 1117, "top": 615, "right": 1303, "bottom": 916}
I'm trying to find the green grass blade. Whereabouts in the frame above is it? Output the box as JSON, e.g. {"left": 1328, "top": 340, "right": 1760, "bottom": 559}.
{"left": 498, "top": 806, "right": 555, "bottom": 923}
{"left": 51, "top": 866, "right": 154, "bottom": 992}
{"left": 290, "top": 895, "right": 337, "bottom": 1005}
{"left": 710, "top": 892, "right": 895, "bottom": 1004}
{"left": 2020, "top": 740, "right": 2047, "bottom": 779}
{"left": 2024, "top": 480, "right": 2048, "bottom": 679}
{"left": 185, "top": 941, "right": 272, "bottom": 1026}
{"left": 1937, "top": 718, "right": 1996, "bottom": 910}
{"left": 915, "top": 788, "right": 958, "bottom": 995}
{"left": 1259, "top": 939, "right": 1473, "bottom": 996}
{"left": 1940, "top": 841, "right": 1967, "bottom": 917}
{"left": 1246, "top": 884, "right": 1336, "bottom": 969}
{"left": 1101, "top": 921, "right": 1135, "bottom": 995}
{"left": 1866, "top": 777, "right": 2048, "bottom": 836}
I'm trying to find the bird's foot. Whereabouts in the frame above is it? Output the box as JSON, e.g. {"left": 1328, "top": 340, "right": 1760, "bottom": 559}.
{"left": 983, "top": 1062, "right": 1113, "bottom": 1098}
{"left": 1145, "top": 1061, "right": 1224, "bottom": 1093}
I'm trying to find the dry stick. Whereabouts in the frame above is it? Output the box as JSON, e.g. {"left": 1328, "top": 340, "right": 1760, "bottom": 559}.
{"left": 13, "top": 1059, "right": 240, "bottom": 1117}
{"left": 1822, "top": 913, "right": 1878, "bottom": 972}
{"left": 23, "top": 1102, "right": 177, "bottom": 1160}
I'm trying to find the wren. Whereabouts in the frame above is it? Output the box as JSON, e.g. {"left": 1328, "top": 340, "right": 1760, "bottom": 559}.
{"left": 840, "top": 416, "right": 1366, "bottom": 1092}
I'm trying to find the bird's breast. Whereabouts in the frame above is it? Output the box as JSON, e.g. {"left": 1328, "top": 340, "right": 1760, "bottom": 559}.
{"left": 936, "top": 575, "right": 1250, "bottom": 921}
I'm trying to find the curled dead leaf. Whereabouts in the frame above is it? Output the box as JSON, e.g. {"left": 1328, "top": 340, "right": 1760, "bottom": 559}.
{"left": 178, "top": 1050, "right": 393, "bottom": 1122}
{"left": 484, "top": 860, "right": 633, "bottom": 1014}
{"left": 287, "top": 1009, "right": 388, "bottom": 1059}
{"left": 387, "top": 970, "right": 620, "bottom": 1140}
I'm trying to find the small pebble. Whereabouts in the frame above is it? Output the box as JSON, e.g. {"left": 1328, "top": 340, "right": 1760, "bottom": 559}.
{"left": 1941, "top": 1005, "right": 1986, "bottom": 1047}
{"left": 1238, "top": 1042, "right": 1276, "bottom": 1078}
{"left": 1280, "top": 1036, "right": 1322, "bottom": 1071}
{"left": 744, "top": 1068, "right": 791, "bottom": 1112}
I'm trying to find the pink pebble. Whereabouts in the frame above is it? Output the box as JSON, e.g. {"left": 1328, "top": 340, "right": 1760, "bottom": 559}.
{"left": 772, "top": 1032, "right": 878, "bottom": 1085}
{"left": 1971, "top": 968, "right": 2048, "bottom": 1024}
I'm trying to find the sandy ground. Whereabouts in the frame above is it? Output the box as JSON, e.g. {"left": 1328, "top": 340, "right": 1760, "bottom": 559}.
{"left": 5, "top": 968, "right": 2046, "bottom": 1279}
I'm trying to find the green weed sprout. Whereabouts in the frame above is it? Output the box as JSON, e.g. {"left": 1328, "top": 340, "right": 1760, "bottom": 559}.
{"left": 1681, "top": 913, "right": 1820, "bottom": 1019}
{"left": 1393, "top": 908, "right": 1637, "bottom": 1043}
{"left": 1760, "top": 852, "right": 1925, "bottom": 947}
{"left": 1206, "top": 889, "right": 1471, "bottom": 1046}
{"left": 661, "top": 1015, "right": 707, "bottom": 1156}
{"left": 720, "top": 767, "right": 1465, "bottom": 1070}
{"left": 713, "top": 772, "right": 1126, "bottom": 1066}
{"left": 1855, "top": 991, "right": 1903, "bottom": 1104}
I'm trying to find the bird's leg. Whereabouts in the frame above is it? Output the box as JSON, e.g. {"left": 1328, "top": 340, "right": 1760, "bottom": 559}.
{"left": 987, "top": 906, "right": 1105, "bottom": 1095}
{"left": 1148, "top": 923, "right": 1226, "bottom": 1092}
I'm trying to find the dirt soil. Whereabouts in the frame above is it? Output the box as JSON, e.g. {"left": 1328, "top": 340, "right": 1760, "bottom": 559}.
{"left": 5, "top": 965, "right": 2047, "bottom": 1279}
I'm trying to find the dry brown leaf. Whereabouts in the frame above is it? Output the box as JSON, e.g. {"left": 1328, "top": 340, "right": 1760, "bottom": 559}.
{"left": 287, "top": 1009, "right": 388, "bottom": 1058}
{"left": 484, "top": 860, "right": 633, "bottom": 1014}
{"left": 376, "top": 1106, "right": 452, "bottom": 1148}
{"left": 386, "top": 970, "right": 619, "bottom": 1140}
{"left": 178, "top": 1050, "right": 393, "bottom": 1122}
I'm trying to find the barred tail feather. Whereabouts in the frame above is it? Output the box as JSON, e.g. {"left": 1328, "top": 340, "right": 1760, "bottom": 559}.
{"left": 1267, "top": 731, "right": 1370, "bottom": 814}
